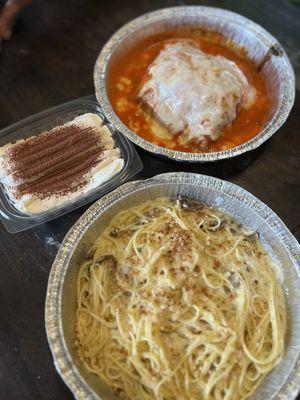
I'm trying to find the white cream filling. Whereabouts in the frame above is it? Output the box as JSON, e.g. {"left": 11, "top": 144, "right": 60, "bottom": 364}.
{"left": 11, "top": 157, "right": 124, "bottom": 214}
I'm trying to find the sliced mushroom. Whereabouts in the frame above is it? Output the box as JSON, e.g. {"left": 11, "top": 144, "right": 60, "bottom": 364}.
{"left": 95, "top": 255, "right": 117, "bottom": 269}
{"left": 177, "top": 195, "right": 204, "bottom": 211}
{"left": 109, "top": 227, "right": 120, "bottom": 237}
{"left": 228, "top": 272, "right": 240, "bottom": 288}
{"left": 242, "top": 229, "right": 259, "bottom": 242}
{"left": 86, "top": 245, "right": 97, "bottom": 260}
{"left": 206, "top": 218, "right": 222, "bottom": 231}
{"left": 148, "top": 207, "right": 160, "bottom": 217}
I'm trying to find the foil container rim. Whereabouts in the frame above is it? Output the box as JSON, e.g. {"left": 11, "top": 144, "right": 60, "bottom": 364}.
{"left": 94, "top": 6, "right": 295, "bottom": 162}
{"left": 45, "top": 172, "right": 300, "bottom": 400}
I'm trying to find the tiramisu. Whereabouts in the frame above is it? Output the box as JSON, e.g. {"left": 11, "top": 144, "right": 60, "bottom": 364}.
{"left": 0, "top": 113, "right": 124, "bottom": 214}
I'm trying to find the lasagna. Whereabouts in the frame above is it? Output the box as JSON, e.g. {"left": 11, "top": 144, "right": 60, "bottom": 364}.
{"left": 139, "top": 41, "right": 256, "bottom": 146}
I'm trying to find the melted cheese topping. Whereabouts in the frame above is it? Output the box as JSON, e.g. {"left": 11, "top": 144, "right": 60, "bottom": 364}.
{"left": 139, "top": 41, "right": 256, "bottom": 143}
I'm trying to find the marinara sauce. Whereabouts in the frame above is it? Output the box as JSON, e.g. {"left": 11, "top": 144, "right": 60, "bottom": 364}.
{"left": 107, "top": 29, "right": 270, "bottom": 153}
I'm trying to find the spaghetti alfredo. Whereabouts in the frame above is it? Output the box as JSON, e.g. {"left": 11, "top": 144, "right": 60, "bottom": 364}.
{"left": 76, "top": 197, "right": 286, "bottom": 400}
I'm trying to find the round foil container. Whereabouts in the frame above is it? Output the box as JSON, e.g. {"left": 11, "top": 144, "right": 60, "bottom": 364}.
{"left": 94, "top": 6, "right": 295, "bottom": 162}
{"left": 46, "top": 172, "right": 300, "bottom": 400}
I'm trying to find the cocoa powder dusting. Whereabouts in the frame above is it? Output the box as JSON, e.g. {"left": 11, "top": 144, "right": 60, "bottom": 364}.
{"left": 5, "top": 125, "right": 103, "bottom": 181}
{"left": 4, "top": 122, "right": 110, "bottom": 199}
{"left": 17, "top": 150, "right": 104, "bottom": 197}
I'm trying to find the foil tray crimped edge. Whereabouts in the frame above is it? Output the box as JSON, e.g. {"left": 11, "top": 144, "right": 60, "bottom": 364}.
{"left": 94, "top": 6, "right": 295, "bottom": 163}
{"left": 45, "top": 172, "right": 300, "bottom": 400}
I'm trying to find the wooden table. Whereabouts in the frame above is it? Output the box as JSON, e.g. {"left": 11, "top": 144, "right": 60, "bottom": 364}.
{"left": 0, "top": 0, "right": 299, "bottom": 398}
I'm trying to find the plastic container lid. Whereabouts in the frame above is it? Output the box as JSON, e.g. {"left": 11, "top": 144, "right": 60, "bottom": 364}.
{"left": 0, "top": 96, "right": 143, "bottom": 233}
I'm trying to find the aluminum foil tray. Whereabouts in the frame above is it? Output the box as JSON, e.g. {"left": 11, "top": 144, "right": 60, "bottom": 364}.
{"left": 46, "top": 172, "right": 300, "bottom": 400}
{"left": 94, "top": 6, "right": 295, "bottom": 162}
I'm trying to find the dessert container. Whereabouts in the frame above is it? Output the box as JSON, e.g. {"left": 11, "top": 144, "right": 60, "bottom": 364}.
{"left": 46, "top": 172, "right": 300, "bottom": 400}
{"left": 94, "top": 6, "right": 295, "bottom": 163}
{"left": 0, "top": 96, "right": 143, "bottom": 233}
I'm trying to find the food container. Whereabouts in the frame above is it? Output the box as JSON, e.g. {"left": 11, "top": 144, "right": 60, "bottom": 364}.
{"left": 0, "top": 96, "right": 143, "bottom": 233}
{"left": 94, "top": 6, "right": 295, "bottom": 163}
{"left": 45, "top": 172, "right": 300, "bottom": 400}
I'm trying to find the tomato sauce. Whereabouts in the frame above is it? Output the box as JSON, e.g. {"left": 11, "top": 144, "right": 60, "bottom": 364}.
{"left": 107, "top": 29, "right": 270, "bottom": 153}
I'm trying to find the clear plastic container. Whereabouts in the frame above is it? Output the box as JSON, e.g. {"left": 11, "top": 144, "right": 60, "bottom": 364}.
{"left": 0, "top": 96, "right": 143, "bottom": 233}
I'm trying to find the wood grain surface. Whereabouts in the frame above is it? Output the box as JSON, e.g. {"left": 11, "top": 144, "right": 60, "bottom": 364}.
{"left": 0, "top": 0, "right": 299, "bottom": 399}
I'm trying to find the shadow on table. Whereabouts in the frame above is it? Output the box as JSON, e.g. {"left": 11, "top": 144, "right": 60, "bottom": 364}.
{"left": 136, "top": 142, "right": 267, "bottom": 181}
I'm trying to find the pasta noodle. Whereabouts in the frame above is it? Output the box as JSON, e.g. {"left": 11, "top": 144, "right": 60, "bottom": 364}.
{"left": 76, "top": 197, "right": 286, "bottom": 400}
